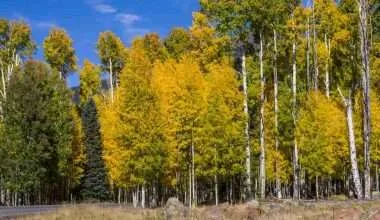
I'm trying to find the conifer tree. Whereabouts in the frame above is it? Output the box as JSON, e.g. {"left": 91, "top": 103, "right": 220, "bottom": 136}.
{"left": 1, "top": 60, "right": 73, "bottom": 204}
{"left": 81, "top": 99, "right": 110, "bottom": 201}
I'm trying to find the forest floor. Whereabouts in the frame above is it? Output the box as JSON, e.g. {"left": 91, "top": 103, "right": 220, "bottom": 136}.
{"left": 5, "top": 199, "right": 380, "bottom": 220}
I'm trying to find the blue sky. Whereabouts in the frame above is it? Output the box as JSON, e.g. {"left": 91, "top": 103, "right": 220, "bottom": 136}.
{"left": 2, "top": 0, "right": 310, "bottom": 87}
{"left": 1, "top": 0, "right": 199, "bottom": 87}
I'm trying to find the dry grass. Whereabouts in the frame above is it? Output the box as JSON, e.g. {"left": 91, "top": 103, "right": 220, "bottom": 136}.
{"left": 15, "top": 200, "right": 380, "bottom": 220}
{"left": 18, "top": 205, "right": 164, "bottom": 220}
{"left": 192, "top": 200, "right": 380, "bottom": 220}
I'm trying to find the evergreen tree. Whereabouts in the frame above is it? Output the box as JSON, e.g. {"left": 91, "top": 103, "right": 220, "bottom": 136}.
{"left": 81, "top": 99, "right": 110, "bottom": 201}
{"left": 1, "top": 60, "right": 73, "bottom": 204}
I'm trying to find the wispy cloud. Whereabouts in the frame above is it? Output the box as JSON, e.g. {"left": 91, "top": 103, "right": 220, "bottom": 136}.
{"left": 85, "top": 1, "right": 147, "bottom": 42}
{"left": 87, "top": 0, "right": 117, "bottom": 14}
{"left": 12, "top": 13, "right": 56, "bottom": 30}
{"left": 116, "top": 13, "right": 140, "bottom": 27}
{"left": 93, "top": 3, "right": 117, "bottom": 14}
{"left": 35, "top": 21, "right": 57, "bottom": 29}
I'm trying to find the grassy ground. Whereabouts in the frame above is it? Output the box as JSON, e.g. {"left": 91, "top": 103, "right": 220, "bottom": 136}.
{"left": 15, "top": 200, "right": 380, "bottom": 220}
{"left": 16, "top": 205, "right": 164, "bottom": 220}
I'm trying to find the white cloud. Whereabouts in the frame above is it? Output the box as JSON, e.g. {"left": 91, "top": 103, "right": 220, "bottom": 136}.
{"left": 85, "top": 1, "right": 146, "bottom": 42}
{"left": 86, "top": 0, "right": 117, "bottom": 14}
{"left": 93, "top": 3, "right": 117, "bottom": 14}
{"left": 116, "top": 13, "right": 140, "bottom": 27}
{"left": 35, "top": 21, "right": 57, "bottom": 29}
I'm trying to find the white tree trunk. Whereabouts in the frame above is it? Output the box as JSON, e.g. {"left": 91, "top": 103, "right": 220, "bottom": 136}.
{"left": 118, "top": 188, "right": 121, "bottom": 204}
{"left": 141, "top": 185, "right": 145, "bottom": 208}
{"left": 313, "top": 2, "right": 319, "bottom": 91}
{"left": 324, "top": 34, "right": 330, "bottom": 99}
{"left": 273, "top": 29, "right": 281, "bottom": 199}
{"left": 189, "top": 167, "right": 192, "bottom": 208}
{"left": 109, "top": 58, "right": 114, "bottom": 102}
{"left": 215, "top": 174, "right": 218, "bottom": 206}
{"left": 132, "top": 190, "right": 138, "bottom": 208}
{"left": 191, "top": 136, "right": 196, "bottom": 207}
{"left": 307, "top": 17, "right": 311, "bottom": 91}
{"left": 292, "top": 30, "right": 300, "bottom": 200}
{"left": 214, "top": 143, "right": 219, "bottom": 205}
{"left": 338, "top": 88, "right": 363, "bottom": 199}
{"left": 376, "top": 163, "right": 379, "bottom": 192}
{"left": 259, "top": 33, "right": 266, "bottom": 199}
{"left": 0, "top": 53, "right": 20, "bottom": 114}
{"left": 241, "top": 49, "right": 252, "bottom": 200}
{"left": 316, "top": 176, "right": 319, "bottom": 200}
{"left": 359, "top": 0, "right": 372, "bottom": 200}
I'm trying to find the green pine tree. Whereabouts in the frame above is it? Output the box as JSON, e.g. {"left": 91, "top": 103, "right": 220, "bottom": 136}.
{"left": 1, "top": 60, "right": 73, "bottom": 199}
{"left": 81, "top": 98, "right": 110, "bottom": 201}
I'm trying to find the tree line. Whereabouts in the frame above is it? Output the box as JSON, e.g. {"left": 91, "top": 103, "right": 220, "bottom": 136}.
{"left": 0, "top": 0, "right": 380, "bottom": 207}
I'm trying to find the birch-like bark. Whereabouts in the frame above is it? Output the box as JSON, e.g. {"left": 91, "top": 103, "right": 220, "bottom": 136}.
{"left": 191, "top": 134, "right": 196, "bottom": 207}
{"left": 292, "top": 28, "right": 300, "bottom": 200}
{"left": 259, "top": 33, "right": 266, "bottom": 199}
{"left": 307, "top": 17, "right": 311, "bottom": 91}
{"left": 377, "top": 163, "right": 379, "bottom": 192}
{"left": 132, "top": 189, "right": 138, "bottom": 208}
{"left": 338, "top": 88, "right": 363, "bottom": 199}
{"left": 109, "top": 58, "right": 114, "bottom": 102}
{"left": 241, "top": 48, "right": 252, "bottom": 200}
{"left": 118, "top": 188, "right": 121, "bottom": 204}
{"left": 313, "top": 2, "right": 319, "bottom": 90}
{"left": 316, "top": 176, "right": 319, "bottom": 200}
{"left": 273, "top": 29, "right": 281, "bottom": 199}
{"left": 189, "top": 166, "right": 192, "bottom": 208}
{"left": 324, "top": 34, "right": 330, "bottom": 99}
{"left": 0, "top": 53, "right": 20, "bottom": 118}
{"left": 0, "top": 63, "right": 6, "bottom": 100}
{"left": 214, "top": 143, "right": 219, "bottom": 205}
{"left": 0, "top": 53, "right": 20, "bottom": 101}
{"left": 141, "top": 185, "right": 145, "bottom": 208}
{"left": 215, "top": 174, "right": 218, "bottom": 205}
{"left": 359, "top": 0, "right": 372, "bottom": 200}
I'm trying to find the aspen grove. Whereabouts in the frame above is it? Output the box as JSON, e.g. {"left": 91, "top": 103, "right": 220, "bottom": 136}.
{"left": 0, "top": 0, "right": 380, "bottom": 207}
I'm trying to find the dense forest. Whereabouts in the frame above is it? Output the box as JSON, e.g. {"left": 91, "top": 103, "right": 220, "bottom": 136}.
{"left": 0, "top": 0, "right": 380, "bottom": 208}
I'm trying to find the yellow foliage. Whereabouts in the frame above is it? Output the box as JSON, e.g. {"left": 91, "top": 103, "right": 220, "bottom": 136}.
{"left": 297, "top": 92, "right": 348, "bottom": 178}
{"left": 68, "top": 107, "right": 85, "bottom": 188}
{"left": 263, "top": 101, "right": 291, "bottom": 183}
{"left": 198, "top": 61, "right": 246, "bottom": 178}
{"left": 95, "top": 95, "right": 125, "bottom": 187}
{"left": 79, "top": 59, "right": 101, "bottom": 104}
{"left": 152, "top": 56, "right": 207, "bottom": 187}
{"left": 189, "top": 12, "right": 229, "bottom": 69}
